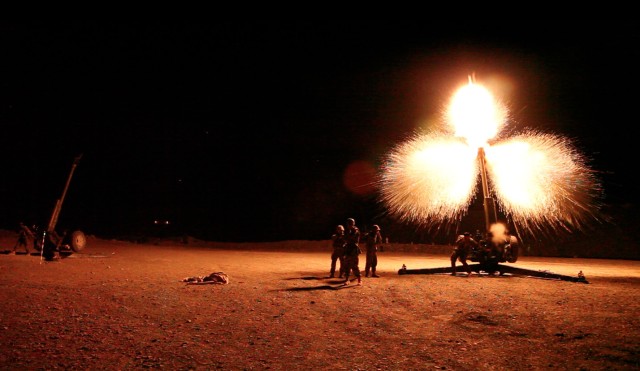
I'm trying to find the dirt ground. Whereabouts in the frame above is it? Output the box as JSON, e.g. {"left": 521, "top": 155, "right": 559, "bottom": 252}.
{"left": 0, "top": 235, "right": 639, "bottom": 370}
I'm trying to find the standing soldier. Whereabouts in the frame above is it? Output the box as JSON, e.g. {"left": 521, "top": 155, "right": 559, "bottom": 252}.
{"left": 342, "top": 218, "right": 362, "bottom": 285}
{"left": 364, "top": 224, "right": 382, "bottom": 277}
{"left": 12, "top": 222, "right": 34, "bottom": 255}
{"left": 329, "top": 225, "right": 346, "bottom": 278}
{"left": 451, "top": 232, "right": 478, "bottom": 276}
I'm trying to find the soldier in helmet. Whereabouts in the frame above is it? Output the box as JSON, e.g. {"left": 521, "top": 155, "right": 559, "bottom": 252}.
{"left": 364, "top": 224, "right": 382, "bottom": 277}
{"left": 329, "top": 225, "right": 346, "bottom": 278}
{"left": 342, "top": 218, "right": 362, "bottom": 285}
{"left": 451, "top": 232, "right": 478, "bottom": 276}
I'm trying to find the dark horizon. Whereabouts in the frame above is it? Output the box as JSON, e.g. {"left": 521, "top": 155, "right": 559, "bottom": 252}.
{"left": 1, "top": 21, "right": 638, "bottom": 245}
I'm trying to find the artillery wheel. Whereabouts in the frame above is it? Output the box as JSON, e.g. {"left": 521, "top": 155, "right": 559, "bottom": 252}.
{"left": 507, "top": 238, "right": 519, "bottom": 263}
{"left": 70, "top": 230, "right": 87, "bottom": 252}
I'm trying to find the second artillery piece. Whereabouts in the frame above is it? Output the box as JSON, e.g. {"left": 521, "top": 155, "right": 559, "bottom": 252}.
{"left": 32, "top": 154, "right": 87, "bottom": 260}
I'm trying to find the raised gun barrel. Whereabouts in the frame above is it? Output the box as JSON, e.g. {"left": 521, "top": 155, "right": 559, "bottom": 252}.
{"left": 37, "top": 154, "right": 87, "bottom": 260}
{"left": 47, "top": 154, "right": 83, "bottom": 233}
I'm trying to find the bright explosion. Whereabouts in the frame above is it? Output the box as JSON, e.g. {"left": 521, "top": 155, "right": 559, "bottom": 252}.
{"left": 379, "top": 78, "right": 603, "bottom": 238}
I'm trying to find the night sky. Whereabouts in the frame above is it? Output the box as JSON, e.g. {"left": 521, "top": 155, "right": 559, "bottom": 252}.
{"left": 1, "top": 21, "right": 638, "bottom": 242}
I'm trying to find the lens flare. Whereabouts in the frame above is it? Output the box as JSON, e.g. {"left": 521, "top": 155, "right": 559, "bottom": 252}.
{"left": 379, "top": 78, "right": 603, "bottom": 238}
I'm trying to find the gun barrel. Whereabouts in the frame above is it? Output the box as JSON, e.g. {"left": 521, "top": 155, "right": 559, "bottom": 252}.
{"left": 46, "top": 154, "right": 82, "bottom": 232}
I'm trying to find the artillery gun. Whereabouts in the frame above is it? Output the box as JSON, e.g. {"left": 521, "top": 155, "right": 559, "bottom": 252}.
{"left": 465, "top": 228, "right": 520, "bottom": 272}
{"left": 398, "top": 147, "right": 587, "bottom": 283}
{"left": 33, "top": 155, "right": 87, "bottom": 260}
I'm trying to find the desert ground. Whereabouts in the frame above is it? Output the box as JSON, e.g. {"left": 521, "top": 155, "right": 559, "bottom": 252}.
{"left": 1, "top": 233, "right": 639, "bottom": 370}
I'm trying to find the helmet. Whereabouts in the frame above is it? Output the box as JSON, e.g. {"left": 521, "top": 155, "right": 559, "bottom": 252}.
{"left": 372, "top": 224, "right": 380, "bottom": 231}
{"left": 336, "top": 225, "right": 344, "bottom": 232}
{"left": 346, "top": 218, "right": 355, "bottom": 225}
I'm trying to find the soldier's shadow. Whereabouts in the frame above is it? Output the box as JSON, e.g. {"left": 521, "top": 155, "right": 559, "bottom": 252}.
{"left": 279, "top": 275, "right": 357, "bottom": 291}
{"left": 0, "top": 250, "right": 29, "bottom": 255}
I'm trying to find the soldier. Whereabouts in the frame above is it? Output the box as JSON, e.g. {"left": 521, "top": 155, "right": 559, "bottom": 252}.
{"left": 342, "top": 218, "right": 362, "bottom": 285}
{"left": 364, "top": 224, "right": 382, "bottom": 277}
{"left": 12, "top": 222, "right": 34, "bottom": 255}
{"left": 329, "top": 225, "right": 346, "bottom": 278}
{"left": 451, "top": 231, "right": 478, "bottom": 276}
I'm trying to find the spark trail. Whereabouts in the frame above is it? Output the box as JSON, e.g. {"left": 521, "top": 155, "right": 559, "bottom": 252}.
{"left": 379, "top": 79, "right": 603, "bottom": 237}
{"left": 486, "top": 130, "right": 602, "bottom": 234}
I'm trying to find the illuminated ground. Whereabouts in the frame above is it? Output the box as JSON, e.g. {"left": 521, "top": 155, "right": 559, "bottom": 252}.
{"left": 1, "top": 235, "right": 638, "bottom": 370}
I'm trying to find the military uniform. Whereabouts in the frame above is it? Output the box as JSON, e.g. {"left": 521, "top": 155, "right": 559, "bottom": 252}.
{"left": 329, "top": 225, "right": 346, "bottom": 278}
{"left": 364, "top": 225, "right": 382, "bottom": 277}
{"left": 12, "top": 223, "right": 33, "bottom": 254}
{"left": 342, "top": 218, "right": 362, "bottom": 285}
{"left": 451, "top": 232, "right": 478, "bottom": 276}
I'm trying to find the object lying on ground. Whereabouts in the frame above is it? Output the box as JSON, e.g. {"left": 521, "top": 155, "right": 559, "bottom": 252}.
{"left": 182, "top": 272, "right": 229, "bottom": 285}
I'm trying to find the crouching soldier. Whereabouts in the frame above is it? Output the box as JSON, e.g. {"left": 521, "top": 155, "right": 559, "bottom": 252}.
{"left": 451, "top": 232, "right": 478, "bottom": 276}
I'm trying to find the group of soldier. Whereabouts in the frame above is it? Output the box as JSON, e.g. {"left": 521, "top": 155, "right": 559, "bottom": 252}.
{"left": 9, "top": 223, "right": 62, "bottom": 261}
{"left": 329, "top": 218, "right": 382, "bottom": 285}
{"left": 328, "top": 217, "right": 481, "bottom": 283}
{"left": 329, "top": 219, "right": 513, "bottom": 281}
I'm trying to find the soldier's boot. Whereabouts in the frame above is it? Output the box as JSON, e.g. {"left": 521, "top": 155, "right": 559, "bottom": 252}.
{"left": 357, "top": 276, "right": 362, "bottom": 285}
{"left": 372, "top": 270, "right": 380, "bottom": 278}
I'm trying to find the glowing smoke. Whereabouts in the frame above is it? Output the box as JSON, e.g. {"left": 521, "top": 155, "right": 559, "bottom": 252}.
{"left": 380, "top": 130, "right": 479, "bottom": 224}
{"left": 379, "top": 79, "right": 603, "bottom": 237}
{"left": 486, "top": 130, "right": 602, "bottom": 234}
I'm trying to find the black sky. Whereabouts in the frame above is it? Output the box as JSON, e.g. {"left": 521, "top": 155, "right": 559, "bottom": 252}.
{"left": 1, "top": 21, "right": 638, "bottom": 242}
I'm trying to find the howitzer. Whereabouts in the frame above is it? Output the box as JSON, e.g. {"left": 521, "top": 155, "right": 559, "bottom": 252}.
{"left": 398, "top": 147, "right": 588, "bottom": 283}
{"left": 34, "top": 154, "right": 87, "bottom": 260}
{"left": 466, "top": 231, "right": 520, "bottom": 271}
